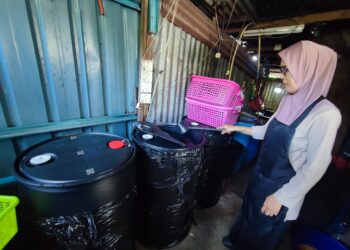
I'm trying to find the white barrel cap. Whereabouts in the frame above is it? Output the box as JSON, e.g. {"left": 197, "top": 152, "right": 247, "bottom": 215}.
{"left": 29, "top": 154, "right": 52, "bottom": 166}
{"left": 142, "top": 134, "right": 154, "bottom": 140}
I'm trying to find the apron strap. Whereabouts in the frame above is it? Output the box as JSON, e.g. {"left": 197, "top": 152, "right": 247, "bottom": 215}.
{"left": 290, "top": 96, "right": 325, "bottom": 129}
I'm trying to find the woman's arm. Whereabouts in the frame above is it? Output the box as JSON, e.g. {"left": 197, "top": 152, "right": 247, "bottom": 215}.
{"left": 217, "top": 111, "right": 277, "bottom": 139}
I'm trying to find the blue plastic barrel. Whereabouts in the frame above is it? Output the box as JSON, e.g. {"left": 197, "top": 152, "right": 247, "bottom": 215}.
{"left": 231, "top": 122, "right": 261, "bottom": 173}
{"left": 231, "top": 122, "right": 249, "bottom": 173}
{"left": 292, "top": 225, "right": 348, "bottom": 250}
{"left": 238, "top": 112, "right": 258, "bottom": 124}
{"left": 244, "top": 138, "right": 261, "bottom": 165}
{"left": 233, "top": 122, "right": 253, "bottom": 150}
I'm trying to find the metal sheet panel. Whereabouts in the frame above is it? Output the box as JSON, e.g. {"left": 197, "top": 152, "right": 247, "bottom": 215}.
{"left": 147, "top": 17, "right": 240, "bottom": 123}
{"left": 262, "top": 80, "right": 286, "bottom": 111}
{"left": 146, "top": 17, "right": 254, "bottom": 124}
{"left": 0, "top": 0, "right": 139, "bottom": 179}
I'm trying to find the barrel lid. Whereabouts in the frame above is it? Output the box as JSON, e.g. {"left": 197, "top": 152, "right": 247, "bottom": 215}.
{"left": 181, "top": 117, "right": 220, "bottom": 132}
{"left": 15, "top": 133, "right": 135, "bottom": 186}
{"left": 132, "top": 123, "right": 205, "bottom": 152}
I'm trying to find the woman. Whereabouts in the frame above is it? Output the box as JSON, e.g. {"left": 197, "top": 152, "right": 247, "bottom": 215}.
{"left": 218, "top": 40, "right": 342, "bottom": 250}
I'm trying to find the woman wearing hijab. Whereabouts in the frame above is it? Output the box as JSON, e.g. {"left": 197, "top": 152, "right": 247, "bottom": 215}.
{"left": 218, "top": 40, "right": 342, "bottom": 250}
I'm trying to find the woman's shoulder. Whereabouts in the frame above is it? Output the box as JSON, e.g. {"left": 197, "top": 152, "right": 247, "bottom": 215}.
{"left": 310, "top": 99, "right": 342, "bottom": 123}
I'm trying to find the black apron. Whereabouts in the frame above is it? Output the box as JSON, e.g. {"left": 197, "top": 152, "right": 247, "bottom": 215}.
{"left": 240, "top": 97, "right": 324, "bottom": 249}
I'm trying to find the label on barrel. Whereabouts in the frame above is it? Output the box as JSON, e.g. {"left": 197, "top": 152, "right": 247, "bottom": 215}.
{"left": 85, "top": 168, "right": 95, "bottom": 175}
{"left": 76, "top": 150, "right": 84, "bottom": 156}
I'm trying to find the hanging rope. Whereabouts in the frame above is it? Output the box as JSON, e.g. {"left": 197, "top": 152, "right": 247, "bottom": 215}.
{"left": 225, "top": 21, "right": 245, "bottom": 77}
{"left": 214, "top": 5, "right": 222, "bottom": 55}
{"left": 146, "top": 0, "right": 180, "bottom": 121}
{"left": 227, "top": 21, "right": 254, "bottom": 80}
{"left": 224, "top": 0, "right": 238, "bottom": 31}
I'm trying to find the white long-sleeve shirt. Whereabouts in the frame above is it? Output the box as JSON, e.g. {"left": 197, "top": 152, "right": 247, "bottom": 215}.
{"left": 252, "top": 99, "right": 342, "bottom": 221}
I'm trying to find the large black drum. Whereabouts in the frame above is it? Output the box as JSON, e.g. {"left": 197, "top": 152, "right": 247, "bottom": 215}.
{"left": 14, "top": 133, "right": 136, "bottom": 250}
{"left": 132, "top": 123, "right": 205, "bottom": 248}
{"left": 182, "top": 118, "right": 244, "bottom": 208}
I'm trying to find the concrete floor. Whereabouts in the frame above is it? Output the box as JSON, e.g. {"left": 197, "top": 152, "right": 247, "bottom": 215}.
{"left": 136, "top": 191, "right": 242, "bottom": 250}
{"left": 136, "top": 165, "right": 292, "bottom": 250}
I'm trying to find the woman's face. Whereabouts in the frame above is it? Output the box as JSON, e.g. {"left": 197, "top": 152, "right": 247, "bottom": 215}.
{"left": 281, "top": 61, "right": 299, "bottom": 94}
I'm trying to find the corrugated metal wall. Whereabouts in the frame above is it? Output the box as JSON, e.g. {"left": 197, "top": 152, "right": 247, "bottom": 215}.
{"left": 0, "top": 0, "right": 140, "bottom": 179}
{"left": 262, "top": 80, "right": 286, "bottom": 111}
{"left": 147, "top": 17, "right": 254, "bottom": 123}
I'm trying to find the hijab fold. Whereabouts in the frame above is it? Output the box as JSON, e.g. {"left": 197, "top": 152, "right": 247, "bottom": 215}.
{"left": 275, "top": 41, "right": 337, "bottom": 125}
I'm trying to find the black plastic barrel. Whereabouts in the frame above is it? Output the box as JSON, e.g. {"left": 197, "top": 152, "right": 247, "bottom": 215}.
{"left": 14, "top": 133, "right": 136, "bottom": 250}
{"left": 132, "top": 123, "right": 205, "bottom": 248}
{"left": 182, "top": 118, "right": 244, "bottom": 208}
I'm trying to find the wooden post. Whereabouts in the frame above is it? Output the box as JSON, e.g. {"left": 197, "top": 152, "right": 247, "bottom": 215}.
{"left": 138, "top": 0, "right": 154, "bottom": 121}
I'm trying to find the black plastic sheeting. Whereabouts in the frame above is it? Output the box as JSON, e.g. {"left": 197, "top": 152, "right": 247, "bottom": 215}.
{"left": 34, "top": 187, "right": 136, "bottom": 250}
{"left": 132, "top": 125, "right": 204, "bottom": 248}
{"left": 196, "top": 131, "right": 244, "bottom": 208}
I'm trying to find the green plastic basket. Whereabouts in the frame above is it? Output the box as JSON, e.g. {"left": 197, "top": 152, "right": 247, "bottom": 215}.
{"left": 0, "top": 195, "right": 19, "bottom": 250}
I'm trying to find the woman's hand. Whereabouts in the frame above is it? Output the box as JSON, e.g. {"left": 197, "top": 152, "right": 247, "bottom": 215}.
{"left": 217, "top": 125, "right": 253, "bottom": 136}
{"left": 261, "top": 195, "right": 282, "bottom": 217}
{"left": 217, "top": 125, "right": 237, "bottom": 134}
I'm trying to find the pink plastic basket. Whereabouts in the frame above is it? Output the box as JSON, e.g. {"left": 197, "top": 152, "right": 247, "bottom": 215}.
{"left": 186, "top": 75, "right": 244, "bottom": 107}
{"left": 186, "top": 98, "right": 241, "bottom": 127}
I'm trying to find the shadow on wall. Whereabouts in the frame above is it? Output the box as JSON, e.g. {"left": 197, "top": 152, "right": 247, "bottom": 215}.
{"left": 311, "top": 28, "right": 350, "bottom": 153}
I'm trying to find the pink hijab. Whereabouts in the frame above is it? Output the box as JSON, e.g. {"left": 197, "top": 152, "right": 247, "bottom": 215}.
{"left": 275, "top": 40, "right": 337, "bottom": 125}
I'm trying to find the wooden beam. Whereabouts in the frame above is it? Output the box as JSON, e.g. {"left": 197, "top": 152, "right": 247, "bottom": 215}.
{"left": 227, "top": 9, "right": 350, "bottom": 33}
{"left": 138, "top": 0, "right": 152, "bottom": 121}
{"left": 140, "top": 0, "right": 148, "bottom": 57}
{"left": 140, "top": 0, "right": 154, "bottom": 60}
